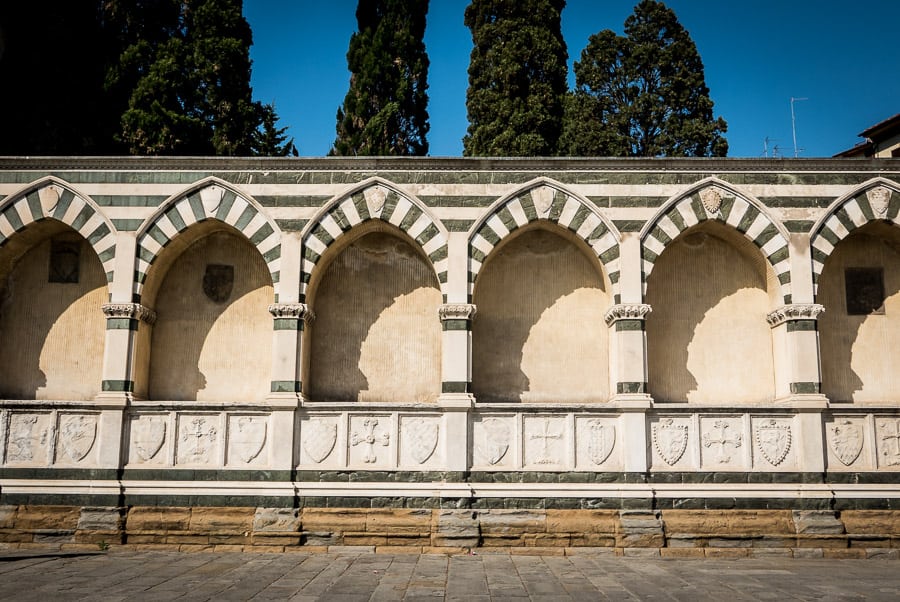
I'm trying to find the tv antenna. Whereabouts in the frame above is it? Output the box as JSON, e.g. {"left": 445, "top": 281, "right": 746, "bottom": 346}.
{"left": 762, "top": 137, "right": 779, "bottom": 158}
{"left": 791, "top": 97, "right": 808, "bottom": 158}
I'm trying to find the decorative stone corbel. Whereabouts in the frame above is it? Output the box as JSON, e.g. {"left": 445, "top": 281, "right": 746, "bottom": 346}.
{"left": 438, "top": 303, "right": 477, "bottom": 322}
{"left": 268, "top": 303, "right": 315, "bottom": 324}
{"left": 766, "top": 304, "right": 825, "bottom": 328}
{"left": 604, "top": 303, "right": 652, "bottom": 326}
{"left": 101, "top": 303, "right": 157, "bottom": 325}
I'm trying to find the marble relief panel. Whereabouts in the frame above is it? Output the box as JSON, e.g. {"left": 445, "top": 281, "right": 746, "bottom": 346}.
{"left": 876, "top": 417, "right": 900, "bottom": 469}
{"left": 54, "top": 413, "right": 98, "bottom": 465}
{"left": 826, "top": 416, "right": 869, "bottom": 470}
{"left": 699, "top": 415, "right": 747, "bottom": 470}
{"left": 574, "top": 416, "right": 619, "bottom": 470}
{"left": 751, "top": 416, "right": 797, "bottom": 470}
{"left": 175, "top": 414, "right": 221, "bottom": 466}
{"left": 5, "top": 412, "right": 53, "bottom": 465}
{"left": 299, "top": 414, "right": 342, "bottom": 467}
{"left": 399, "top": 415, "right": 441, "bottom": 468}
{"left": 348, "top": 414, "right": 394, "bottom": 468}
{"left": 472, "top": 414, "right": 516, "bottom": 469}
{"left": 128, "top": 413, "right": 170, "bottom": 465}
{"left": 523, "top": 415, "right": 568, "bottom": 469}
{"left": 650, "top": 416, "right": 693, "bottom": 470}
{"left": 226, "top": 414, "right": 268, "bottom": 466}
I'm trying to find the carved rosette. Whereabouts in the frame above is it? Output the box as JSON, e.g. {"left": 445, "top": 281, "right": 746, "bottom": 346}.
{"left": 765, "top": 304, "right": 825, "bottom": 327}
{"left": 268, "top": 303, "right": 315, "bottom": 324}
{"left": 604, "top": 304, "right": 652, "bottom": 326}
{"left": 102, "top": 303, "right": 157, "bottom": 325}
{"left": 438, "top": 304, "right": 477, "bottom": 322}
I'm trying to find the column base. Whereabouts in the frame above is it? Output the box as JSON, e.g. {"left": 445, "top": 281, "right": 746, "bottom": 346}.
{"left": 93, "top": 392, "right": 133, "bottom": 408}
{"left": 267, "top": 391, "right": 305, "bottom": 408}
{"left": 438, "top": 393, "right": 476, "bottom": 409}
{"left": 610, "top": 393, "right": 653, "bottom": 408}
{"left": 774, "top": 394, "right": 829, "bottom": 408}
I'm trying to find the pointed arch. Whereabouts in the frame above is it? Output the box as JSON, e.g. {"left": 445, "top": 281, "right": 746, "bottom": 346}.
{"left": 640, "top": 177, "right": 792, "bottom": 303}
{"left": 467, "top": 177, "right": 622, "bottom": 300}
{"left": 134, "top": 177, "right": 282, "bottom": 298}
{"left": 0, "top": 176, "right": 117, "bottom": 282}
{"left": 300, "top": 177, "right": 449, "bottom": 300}
{"left": 810, "top": 177, "right": 900, "bottom": 293}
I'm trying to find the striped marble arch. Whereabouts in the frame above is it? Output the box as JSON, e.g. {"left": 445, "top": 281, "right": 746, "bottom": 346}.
{"left": 135, "top": 177, "right": 281, "bottom": 298}
{"left": 467, "top": 178, "right": 621, "bottom": 301}
{"left": 0, "top": 176, "right": 117, "bottom": 282}
{"left": 300, "top": 177, "right": 449, "bottom": 301}
{"left": 810, "top": 177, "right": 900, "bottom": 293}
{"left": 640, "top": 177, "right": 793, "bottom": 303}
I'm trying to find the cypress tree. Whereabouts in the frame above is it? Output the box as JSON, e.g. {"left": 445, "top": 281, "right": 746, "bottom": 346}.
{"left": 118, "top": 0, "right": 266, "bottom": 155}
{"left": 332, "top": 0, "right": 430, "bottom": 156}
{"left": 463, "top": 0, "right": 568, "bottom": 157}
{"left": 561, "top": 0, "right": 727, "bottom": 157}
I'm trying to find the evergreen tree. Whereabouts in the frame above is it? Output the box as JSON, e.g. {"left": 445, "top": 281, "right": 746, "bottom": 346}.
{"left": 332, "top": 0, "right": 430, "bottom": 156}
{"left": 254, "top": 103, "right": 298, "bottom": 156}
{"left": 561, "top": 0, "right": 727, "bottom": 157}
{"left": 463, "top": 0, "right": 567, "bottom": 157}
{"left": 118, "top": 0, "right": 267, "bottom": 155}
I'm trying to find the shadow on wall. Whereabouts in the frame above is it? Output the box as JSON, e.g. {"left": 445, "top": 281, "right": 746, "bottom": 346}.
{"left": 0, "top": 227, "right": 106, "bottom": 400}
{"left": 308, "top": 231, "right": 442, "bottom": 403}
{"left": 646, "top": 224, "right": 774, "bottom": 403}
{"left": 819, "top": 224, "right": 900, "bottom": 401}
{"left": 472, "top": 227, "right": 609, "bottom": 403}
{"left": 148, "top": 230, "right": 273, "bottom": 402}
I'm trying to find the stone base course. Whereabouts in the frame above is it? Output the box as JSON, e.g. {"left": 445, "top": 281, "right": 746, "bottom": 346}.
{"left": 6, "top": 504, "right": 900, "bottom": 556}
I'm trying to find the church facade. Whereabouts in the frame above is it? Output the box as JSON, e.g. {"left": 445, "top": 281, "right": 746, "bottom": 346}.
{"left": 0, "top": 156, "right": 899, "bottom": 554}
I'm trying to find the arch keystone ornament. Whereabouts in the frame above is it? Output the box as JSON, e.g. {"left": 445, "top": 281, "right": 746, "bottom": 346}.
{"left": 755, "top": 419, "right": 792, "bottom": 466}
{"left": 531, "top": 185, "right": 555, "bottom": 217}
{"left": 363, "top": 185, "right": 388, "bottom": 217}
{"left": 867, "top": 186, "right": 892, "bottom": 217}
{"left": 199, "top": 184, "right": 225, "bottom": 215}
{"left": 303, "top": 419, "right": 337, "bottom": 464}
{"left": 828, "top": 420, "right": 863, "bottom": 466}
{"left": 38, "top": 184, "right": 61, "bottom": 215}
{"left": 653, "top": 418, "right": 688, "bottom": 466}
{"left": 699, "top": 186, "right": 723, "bottom": 214}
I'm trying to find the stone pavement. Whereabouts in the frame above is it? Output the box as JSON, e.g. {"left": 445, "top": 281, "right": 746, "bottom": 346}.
{"left": 0, "top": 549, "right": 898, "bottom": 601}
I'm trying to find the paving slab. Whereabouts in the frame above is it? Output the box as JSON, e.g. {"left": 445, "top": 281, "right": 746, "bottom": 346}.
{"left": 0, "top": 550, "right": 897, "bottom": 600}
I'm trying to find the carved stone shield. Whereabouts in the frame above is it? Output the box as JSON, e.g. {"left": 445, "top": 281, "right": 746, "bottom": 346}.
{"left": 828, "top": 420, "right": 863, "bottom": 466}
{"left": 653, "top": 419, "right": 688, "bottom": 466}
{"left": 587, "top": 420, "right": 615, "bottom": 465}
{"left": 531, "top": 186, "right": 554, "bottom": 217}
{"left": 700, "top": 187, "right": 722, "bottom": 214}
{"left": 364, "top": 186, "right": 387, "bottom": 217}
{"left": 755, "top": 420, "right": 792, "bottom": 466}
{"left": 203, "top": 264, "right": 234, "bottom": 303}
{"left": 58, "top": 415, "right": 97, "bottom": 462}
{"left": 199, "top": 185, "right": 224, "bottom": 215}
{"left": 303, "top": 420, "right": 337, "bottom": 463}
{"left": 231, "top": 417, "right": 267, "bottom": 463}
{"left": 38, "top": 185, "right": 60, "bottom": 215}
{"left": 867, "top": 186, "right": 892, "bottom": 217}
{"left": 133, "top": 416, "right": 167, "bottom": 462}
{"left": 405, "top": 419, "right": 439, "bottom": 464}
{"left": 480, "top": 418, "right": 510, "bottom": 465}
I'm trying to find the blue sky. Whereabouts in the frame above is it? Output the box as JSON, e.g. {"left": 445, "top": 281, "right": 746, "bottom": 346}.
{"left": 244, "top": 1, "right": 900, "bottom": 158}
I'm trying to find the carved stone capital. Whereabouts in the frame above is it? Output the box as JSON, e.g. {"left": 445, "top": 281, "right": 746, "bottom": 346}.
{"left": 102, "top": 303, "right": 157, "bottom": 325}
{"left": 766, "top": 304, "right": 825, "bottom": 327}
{"left": 604, "top": 304, "right": 652, "bottom": 326}
{"left": 439, "top": 304, "right": 477, "bottom": 321}
{"left": 268, "top": 303, "right": 315, "bottom": 323}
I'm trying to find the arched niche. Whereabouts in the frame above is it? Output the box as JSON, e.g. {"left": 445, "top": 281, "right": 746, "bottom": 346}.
{"left": 304, "top": 221, "right": 442, "bottom": 403}
{"left": 138, "top": 221, "right": 273, "bottom": 401}
{"left": 471, "top": 222, "right": 611, "bottom": 403}
{"left": 645, "top": 221, "right": 779, "bottom": 403}
{"left": 0, "top": 220, "right": 107, "bottom": 399}
{"left": 818, "top": 222, "right": 900, "bottom": 402}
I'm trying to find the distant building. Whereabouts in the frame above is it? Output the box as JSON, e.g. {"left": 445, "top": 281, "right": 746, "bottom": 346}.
{"left": 835, "top": 112, "right": 900, "bottom": 158}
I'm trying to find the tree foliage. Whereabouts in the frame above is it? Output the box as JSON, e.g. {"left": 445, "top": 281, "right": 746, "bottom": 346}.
{"left": 254, "top": 102, "right": 298, "bottom": 156}
{"left": 561, "top": 0, "right": 727, "bottom": 157}
{"left": 117, "top": 0, "right": 264, "bottom": 155}
{"left": 463, "top": 0, "right": 568, "bottom": 157}
{"left": 333, "top": 0, "right": 430, "bottom": 156}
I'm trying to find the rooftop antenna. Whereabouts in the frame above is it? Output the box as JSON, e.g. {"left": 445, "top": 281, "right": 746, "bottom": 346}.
{"left": 763, "top": 137, "right": 779, "bottom": 158}
{"left": 791, "top": 97, "right": 808, "bottom": 158}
